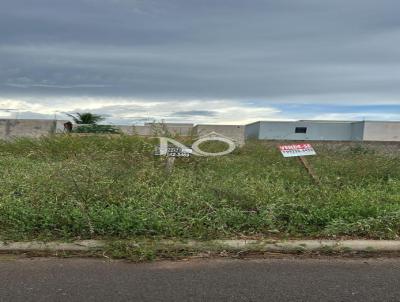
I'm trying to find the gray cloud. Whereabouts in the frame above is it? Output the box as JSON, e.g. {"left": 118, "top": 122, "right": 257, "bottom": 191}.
{"left": 0, "top": 0, "right": 400, "bottom": 123}
{"left": 171, "top": 110, "right": 217, "bottom": 117}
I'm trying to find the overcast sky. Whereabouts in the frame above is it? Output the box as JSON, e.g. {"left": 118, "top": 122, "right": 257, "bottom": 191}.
{"left": 1, "top": 0, "right": 400, "bottom": 124}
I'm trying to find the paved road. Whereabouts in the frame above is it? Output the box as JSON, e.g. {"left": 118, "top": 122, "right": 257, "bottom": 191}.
{"left": 1, "top": 257, "right": 400, "bottom": 301}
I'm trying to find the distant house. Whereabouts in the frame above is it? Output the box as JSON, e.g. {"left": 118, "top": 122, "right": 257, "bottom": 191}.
{"left": 245, "top": 120, "right": 400, "bottom": 142}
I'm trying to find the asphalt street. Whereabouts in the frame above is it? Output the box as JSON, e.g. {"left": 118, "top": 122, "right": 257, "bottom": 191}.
{"left": 1, "top": 257, "right": 400, "bottom": 301}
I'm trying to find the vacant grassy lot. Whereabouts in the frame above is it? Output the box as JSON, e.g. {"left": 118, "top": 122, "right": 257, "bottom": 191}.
{"left": 0, "top": 135, "right": 399, "bottom": 241}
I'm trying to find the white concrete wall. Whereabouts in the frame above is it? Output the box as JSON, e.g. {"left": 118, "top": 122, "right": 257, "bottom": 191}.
{"left": 256, "top": 121, "right": 355, "bottom": 141}
{"left": 118, "top": 125, "right": 135, "bottom": 135}
{"left": 0, "top": 119, "right": 69, "bottom": 139}
{"left": 244, "top": 122, "right": 261, "bottom": 139}
{"left": 132, "top": 125, "right": 152, "bottom": 136}
{"left": 363, "top": 122, "right": 400, "bottom": 141}
{"left": 143, "top": 123, "right": 194, "bottom": 136}
{"left": 118, "top": 123, "right": 194, "bottom": 136}
{"left": 0, "top": 120, "right": 8, "bottom": 139}
{"left": 351, "top": 122, "right": 364, "bottom": 141}
{"left": 2, "top": 119, "right": 399, "bottom": 143}
{"left": 194, "top": 124, "right": 245, "bottom": 146}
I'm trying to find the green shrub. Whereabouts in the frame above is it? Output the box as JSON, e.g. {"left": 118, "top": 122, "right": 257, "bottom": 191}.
{"left": 73, "top": 124, "right": 120, "bottom": 133}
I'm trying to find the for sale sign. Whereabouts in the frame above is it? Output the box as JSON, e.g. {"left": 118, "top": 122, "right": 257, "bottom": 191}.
{"left": 279, "top": 144, "right": 316, "bottom": 157}
{"left": 155, "top": 146, "right": 192, "bottom": 157}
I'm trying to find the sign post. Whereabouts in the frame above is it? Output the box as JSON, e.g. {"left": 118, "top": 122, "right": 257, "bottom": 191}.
{"left": 165, "top": 156, "right": 176, "bottom": 174}
{"left": 297, "top": 156, "right": 320, "bottom": 184}
{"left": 155, "top": 146, "right": 192, "bottom": 174}
{"left": 279, "top": 143, "right": 320, "bottom": 184}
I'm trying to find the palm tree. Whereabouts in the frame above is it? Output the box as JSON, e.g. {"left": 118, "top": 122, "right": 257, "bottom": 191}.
{"left": 67, "top": 112, "right": 105, "bottom": 124}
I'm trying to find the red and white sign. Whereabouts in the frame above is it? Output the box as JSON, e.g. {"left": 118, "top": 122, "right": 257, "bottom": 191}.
{"left": 279, "top": 144, "right": 316, "bottom": 157}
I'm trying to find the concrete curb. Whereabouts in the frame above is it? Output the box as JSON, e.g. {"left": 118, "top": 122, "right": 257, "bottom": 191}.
{"left": 0, "top": 240, "right": 104, "bottom": 251}
{"left": 1, "top": 239, "right": 400, "bottom": 253}
{"left": 209, "top": 240, "right": 400, "bottom": 252}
